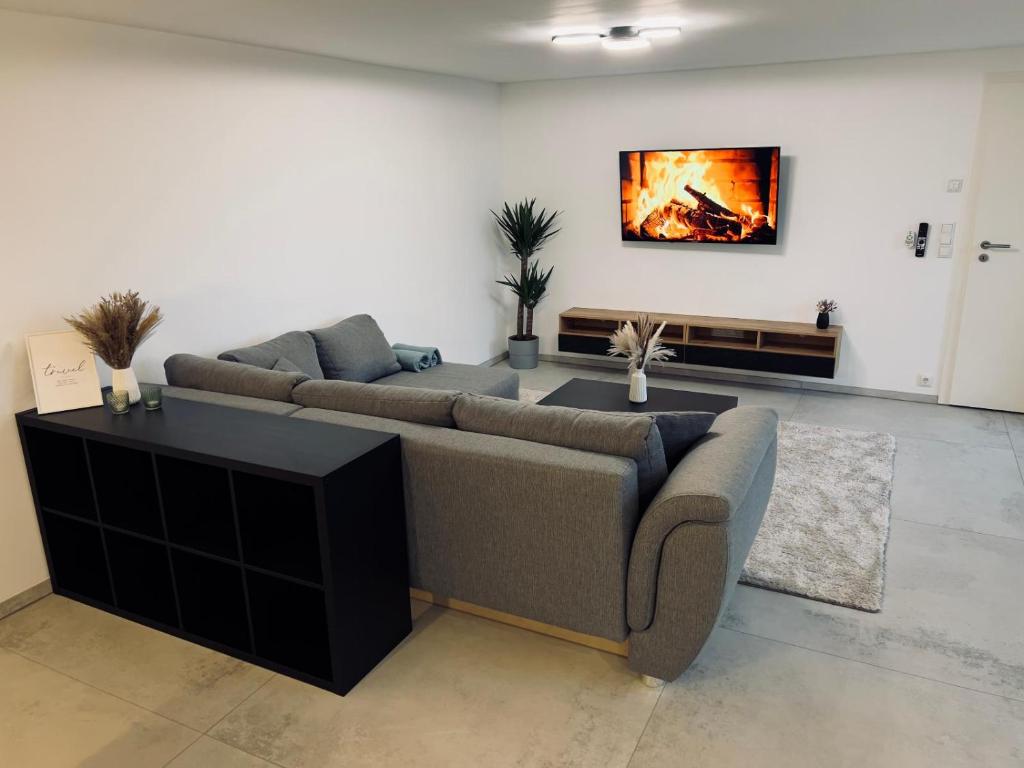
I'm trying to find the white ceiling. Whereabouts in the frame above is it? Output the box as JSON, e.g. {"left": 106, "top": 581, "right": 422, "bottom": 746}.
{"left": 5, "top": 0, "right": 1024, "bottom": 83}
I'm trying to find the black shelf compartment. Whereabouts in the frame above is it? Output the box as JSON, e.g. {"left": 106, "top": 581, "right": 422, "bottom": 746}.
{"left": 172, "top": 548, "right": 251, "bottom": 652}
{"left": 41, "top": 511, "right": 112, "bottom": 604}
{"left": 685, "top": 345, "right": 837, "bottom": 378}
{"left": 24, "top": 428, "right": 95, "bottom": 520}
{"left": 158, "top": 456, "right": 237, "bottom": 559}
{"left": 105, "top": 528, "right": 179, "bottom": 627}
{"left": 88, "top": 440, "right": 163, "bottom": 537}
{"left": 247, "top": 569, "right": 332, "bottom": 681}
{"left": 234, "top": 472, "right": 322, "bottom": 584}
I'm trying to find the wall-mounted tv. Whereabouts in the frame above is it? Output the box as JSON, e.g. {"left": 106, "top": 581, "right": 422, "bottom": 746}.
{"left": 620, "top": 146, "right": 780, "bottom": 244}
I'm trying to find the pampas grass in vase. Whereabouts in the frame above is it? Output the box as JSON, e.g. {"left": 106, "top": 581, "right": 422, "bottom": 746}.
{"left": 607, "top": 314, "right": 676, "bottom": 403}
{"left": 65, "top": 291, "right": 163, "bottom": 404}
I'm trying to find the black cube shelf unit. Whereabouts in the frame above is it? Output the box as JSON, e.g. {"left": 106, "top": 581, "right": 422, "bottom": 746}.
{"left": 16, "top": 397, "right": 411, "bottom": 695}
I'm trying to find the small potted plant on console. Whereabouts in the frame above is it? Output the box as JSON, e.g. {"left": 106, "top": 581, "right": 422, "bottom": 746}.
{"left": 816, "top": 299, "right": 838, "bottom": 330}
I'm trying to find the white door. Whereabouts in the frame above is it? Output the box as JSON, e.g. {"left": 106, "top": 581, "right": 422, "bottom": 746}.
{"left": 949, "top": 79, "right": 1024, "bottom": 413}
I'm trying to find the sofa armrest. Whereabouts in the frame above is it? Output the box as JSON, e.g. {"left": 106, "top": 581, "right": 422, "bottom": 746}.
{"left": 626, "top": 406, "right": 777, "bottom": 680}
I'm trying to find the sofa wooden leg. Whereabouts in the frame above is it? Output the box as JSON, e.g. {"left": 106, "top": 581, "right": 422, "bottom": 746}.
{"left": 640, "top": 674, "right": 665, "bottom": 688}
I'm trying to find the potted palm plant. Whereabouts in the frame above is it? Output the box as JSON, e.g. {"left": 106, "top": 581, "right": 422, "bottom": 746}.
{"left": 492, "top": 198, "right": 561, "bottom": 369}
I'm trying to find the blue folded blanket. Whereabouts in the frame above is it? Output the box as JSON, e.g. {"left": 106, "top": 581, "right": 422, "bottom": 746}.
{"left": 393, "top": 344, "right": 442, "bottom": 372}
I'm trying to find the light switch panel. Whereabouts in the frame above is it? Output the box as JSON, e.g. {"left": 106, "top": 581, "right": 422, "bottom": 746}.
{"left": 938, "top": 245, "right": 953, "bottom": 258}
{"left": 939, "top": 223, "right": 955, "bottom": 247}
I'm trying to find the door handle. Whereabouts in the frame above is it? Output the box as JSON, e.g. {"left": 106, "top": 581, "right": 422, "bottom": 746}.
{"left": 980, "top": 240, "right": 1011, "bottom": 249}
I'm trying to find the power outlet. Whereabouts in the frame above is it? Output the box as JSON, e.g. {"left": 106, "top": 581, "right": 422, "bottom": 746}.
{"left": 917, "top": 374, "right": 933, "bottom": 388}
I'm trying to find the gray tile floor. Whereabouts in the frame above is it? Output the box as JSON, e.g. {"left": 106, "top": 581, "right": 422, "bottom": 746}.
{"left": 2, "top": 361, "right": 1022, "bottom": 766}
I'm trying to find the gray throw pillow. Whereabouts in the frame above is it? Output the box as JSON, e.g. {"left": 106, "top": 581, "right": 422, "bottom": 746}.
{"left": 218, "top": 331, "right": 324, "bottom": 380}
{"left": 309, "top": 314, "right": 401, "bottom": 383}
{"left": 272, "top": 357, "right": 303, "bottom": 373}
{"left": 644, "top": 412, "right": 717, "bottom": 468}
{"left": 453, "top": 394, "right": 668, "bottom": 504}
{"left": 292, "top": 380, "right": 459, "bottom": 427}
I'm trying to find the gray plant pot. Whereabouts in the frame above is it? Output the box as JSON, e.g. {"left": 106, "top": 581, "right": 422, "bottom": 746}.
{"left": 507, "top": 336, "right": 540, "bottom": 369}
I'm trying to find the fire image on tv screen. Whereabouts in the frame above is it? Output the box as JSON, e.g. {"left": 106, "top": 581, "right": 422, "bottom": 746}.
{"left": 620, "top": 147, "right": 780, "bottom": 244}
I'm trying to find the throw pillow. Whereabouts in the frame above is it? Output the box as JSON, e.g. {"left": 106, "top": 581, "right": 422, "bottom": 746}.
{"left": 218, "top": 331, "right": 324, "bottom": 380}
{"left": 309, "top": 314, "right": 401, "bottom": 383}
{"left": 646, "top": 412, "right": 717, "bottom": 468}
{"left": 272, "top": 357, "right": 303, "bottom": 373}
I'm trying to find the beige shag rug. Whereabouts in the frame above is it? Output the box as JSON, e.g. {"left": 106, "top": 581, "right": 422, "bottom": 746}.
{"left": 740, "top": 421, "right": 895, "bottom": 612}
{"left": 518, "top": 387, "right": 896, "bottom": 612}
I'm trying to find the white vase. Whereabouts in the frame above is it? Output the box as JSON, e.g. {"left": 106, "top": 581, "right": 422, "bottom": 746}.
{"left": 629, "top": 368, "right": 648, "bottom": 404}
{"left": 111, "top": 366, "right": 141, "bottom": 405}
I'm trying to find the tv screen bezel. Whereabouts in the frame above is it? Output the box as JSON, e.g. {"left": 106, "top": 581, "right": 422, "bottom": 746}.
{"left": 619, "top": 145, "right": 781, "bottom": 246}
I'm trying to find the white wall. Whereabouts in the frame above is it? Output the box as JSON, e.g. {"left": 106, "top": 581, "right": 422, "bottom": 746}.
{"left": 0, "top": 11, "right": 503, "bottom": 604}
{"left": 500, "top": 48, "right": 1024, "bottom": 393}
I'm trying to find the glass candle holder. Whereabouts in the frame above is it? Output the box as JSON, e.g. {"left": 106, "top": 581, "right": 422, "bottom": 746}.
{"left": 106, "top": 390, "right": 131, "bottom": 415}
{"left": 140, "top": 384, "right": 163, "bottom": 411}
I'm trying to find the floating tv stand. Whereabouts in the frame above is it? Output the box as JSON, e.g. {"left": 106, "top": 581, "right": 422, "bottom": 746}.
{"left": 558, "top": 307, "right": 843, "bottom": 379}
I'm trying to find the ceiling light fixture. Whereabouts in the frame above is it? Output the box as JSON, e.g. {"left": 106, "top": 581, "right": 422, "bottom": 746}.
{"left": 638, "top": 26, "right": 682, "bottom": 39}
{"left": 550, "top": 32, "right": 604, "bottom": 46}
{"left": 601, "top": 27, "right": 650, "bottom": 51}
{"left": 550, "top": 23, "right": 681, "bottom": 51}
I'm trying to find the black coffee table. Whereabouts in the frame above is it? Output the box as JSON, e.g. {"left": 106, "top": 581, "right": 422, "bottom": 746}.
{"left": 536, "top": 377, "right": 737, "bottom": 414}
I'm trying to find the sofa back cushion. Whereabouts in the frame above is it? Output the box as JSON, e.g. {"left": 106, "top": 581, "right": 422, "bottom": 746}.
{"left": 292, "top": 380, "right": 459, "bottom": 427}
{"left": 218, "top": 331, "right": 323, "bottom": 380}
{"left": 164, "top": 354, "right": 309, "bottom": 403}
{"left": 308, "top": 314, "right": 401, "bottom": 383}
{"left": 453, "top": 394, "right": 668, "bottom": 502}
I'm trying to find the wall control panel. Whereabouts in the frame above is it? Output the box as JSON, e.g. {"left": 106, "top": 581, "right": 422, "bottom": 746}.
{"left": 915, "top": 223, "right": 929, "bottom": 258}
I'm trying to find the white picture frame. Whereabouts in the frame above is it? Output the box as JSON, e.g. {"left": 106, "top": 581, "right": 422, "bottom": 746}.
{"left": 25, "top": 330, "right": 103, "bottom": 415}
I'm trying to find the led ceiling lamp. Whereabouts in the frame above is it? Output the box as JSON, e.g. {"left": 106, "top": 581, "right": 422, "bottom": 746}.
{"left": 551, "top": 23, "right": 681, "bottom": 51}
{"left": 551, "top": 32, "right": 604, "bottom": 46}
{"left": 601, "top": 26, "right": 649, "bottom": 51}
{"left": 638, "top": 26, "right": 682, "bottom": 39}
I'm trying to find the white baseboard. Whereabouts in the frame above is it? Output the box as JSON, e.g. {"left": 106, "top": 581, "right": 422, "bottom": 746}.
{"left": 0, "top": 579, "right": 52, "bottom": 620}
{"left": 479, "top": 350, "right": 509, "bottom": 367}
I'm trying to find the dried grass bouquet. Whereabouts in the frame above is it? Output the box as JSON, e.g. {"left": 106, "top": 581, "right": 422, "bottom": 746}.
{"left": 65, "top": 290, "right": 163, "bottom": 369}
{"left": 607, "top": 314, "right": 676, "bottom": 372}
{"left": 816, "top": 298, "right": 839, "bottom": 314}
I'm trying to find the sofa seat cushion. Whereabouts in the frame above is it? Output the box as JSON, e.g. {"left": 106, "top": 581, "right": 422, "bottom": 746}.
{"left": 164, "top": 354, "right": 309, "bottom": 403}
{"left": 453, "top": 394, "right": 668, "bottom": 503}
{"left": 309, "top": 314, "right": 400, "bottom": 382}
{"left": 376, "top": 363, "right": 519, "bottom": 399}
{"left": 218, "top": 331, "right": 324, "bottom": 380}
{"left": 292, "top": 380, "right": 459, "bottom": 427}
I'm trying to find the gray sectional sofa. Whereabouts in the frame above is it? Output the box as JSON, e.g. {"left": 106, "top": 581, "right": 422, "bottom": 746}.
{"left": 163, "top": 315, "right": 777, "bottom": 681}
